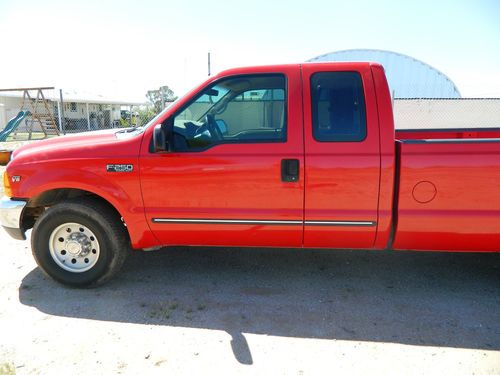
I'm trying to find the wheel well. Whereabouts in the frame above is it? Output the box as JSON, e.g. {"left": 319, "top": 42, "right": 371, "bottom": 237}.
{"left": 22, "top": 188, "right": 127, "bottom": 236}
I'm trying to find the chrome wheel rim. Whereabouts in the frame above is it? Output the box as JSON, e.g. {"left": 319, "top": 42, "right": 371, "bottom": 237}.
{"left": 48, "top": 222, "right": 100, "bottom": 273}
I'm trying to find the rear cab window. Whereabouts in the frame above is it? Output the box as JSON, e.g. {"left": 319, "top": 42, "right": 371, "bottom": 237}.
{"left": 310, "top": 72, "right": 367, "bottom": 142}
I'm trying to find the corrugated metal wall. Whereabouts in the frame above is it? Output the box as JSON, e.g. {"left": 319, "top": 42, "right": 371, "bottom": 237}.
{"left": 309, "top": 49, "right": 461, "bottom": 99}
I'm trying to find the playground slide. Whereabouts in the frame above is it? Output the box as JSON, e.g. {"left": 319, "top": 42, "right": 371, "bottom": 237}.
{"left": 0, "top": 111, "right": 30, "bottom": 142}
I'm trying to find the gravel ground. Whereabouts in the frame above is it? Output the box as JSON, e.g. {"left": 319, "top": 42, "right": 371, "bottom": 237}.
{"left": 1, "top": 231, "right": 499, "bottom": 374}
{"left": 0, "top": 144, "right": 499, "bottom": 374}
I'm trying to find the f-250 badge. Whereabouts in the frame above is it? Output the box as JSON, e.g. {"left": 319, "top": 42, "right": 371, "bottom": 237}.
{"left": 106, "top": 164, "right": 134, "bottom": 172}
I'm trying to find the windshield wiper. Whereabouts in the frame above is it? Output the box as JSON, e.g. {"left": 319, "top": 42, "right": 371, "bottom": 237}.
{"left": 117, "top": 126, "right": 142, "bottom": 133}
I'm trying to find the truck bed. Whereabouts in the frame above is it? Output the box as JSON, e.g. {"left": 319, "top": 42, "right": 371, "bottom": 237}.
{"left": 393, "top": 128, "right": 500, "bottom": 252}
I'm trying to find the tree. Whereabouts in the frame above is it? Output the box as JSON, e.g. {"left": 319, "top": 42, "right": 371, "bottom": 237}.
{"left": 137, "top": 106, "right": 157, "bottom": 126}
{"left": 146, "top": 85, "right": 177, "bottom": 113}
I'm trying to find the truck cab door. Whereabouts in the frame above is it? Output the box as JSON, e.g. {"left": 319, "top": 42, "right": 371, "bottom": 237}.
{"left": 301, "top": 64, "right": 381, "bottom": 248}
{"left": 140, "top": 68, "right": 304, "bottom": 247}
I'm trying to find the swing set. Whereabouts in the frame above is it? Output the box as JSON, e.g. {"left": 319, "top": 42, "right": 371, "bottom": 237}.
{"left": 0, "top": 87, "right": 60, "bottom": 140}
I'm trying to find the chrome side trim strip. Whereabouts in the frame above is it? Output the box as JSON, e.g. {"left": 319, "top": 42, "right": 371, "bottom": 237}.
{"left": 152, "top": 218, "right": 376, "bottom": 226}
{"left": 152, "top": 218, "right": 302, "bottom": 225}
{"left": 305, "top": 220, "right": 376, "bottom": 226}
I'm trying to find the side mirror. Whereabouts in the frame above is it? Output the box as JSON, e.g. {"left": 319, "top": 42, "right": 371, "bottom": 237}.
{"left": 153, "top": 124, "right": 169, "bottom": 152}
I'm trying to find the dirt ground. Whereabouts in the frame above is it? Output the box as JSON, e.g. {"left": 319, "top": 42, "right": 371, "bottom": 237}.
{"left": 0, "top": 147, "right": 499, "bottom": 374}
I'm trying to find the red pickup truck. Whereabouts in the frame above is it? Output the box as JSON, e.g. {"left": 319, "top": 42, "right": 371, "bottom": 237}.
{"left": 1, "top": 62, "right": 499, "bottom": 287}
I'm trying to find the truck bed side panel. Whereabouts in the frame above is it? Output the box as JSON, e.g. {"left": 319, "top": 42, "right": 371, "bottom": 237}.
{"left": 393, "top": 140, "right": 500, "bottom": 252}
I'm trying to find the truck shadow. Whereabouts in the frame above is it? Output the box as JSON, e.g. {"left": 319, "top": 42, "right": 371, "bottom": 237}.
{"left": 19, "top": 247, "right": 500, "bottom": 364}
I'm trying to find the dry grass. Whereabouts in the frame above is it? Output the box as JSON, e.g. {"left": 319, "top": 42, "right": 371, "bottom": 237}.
{"left": 0, "top": 363, "right": 15, "bottom": 375}
{"left": 0, "top": 140, "right": 35, "bottom": 152}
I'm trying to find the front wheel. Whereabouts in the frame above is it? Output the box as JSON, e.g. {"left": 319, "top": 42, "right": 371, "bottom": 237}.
{"left": 31, "top": 199, "right": 129, "bottom": 287}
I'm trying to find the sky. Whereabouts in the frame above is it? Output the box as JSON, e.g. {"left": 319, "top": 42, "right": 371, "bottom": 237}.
{"left": 0, "top": 0, "right": 499, "bottom": 102}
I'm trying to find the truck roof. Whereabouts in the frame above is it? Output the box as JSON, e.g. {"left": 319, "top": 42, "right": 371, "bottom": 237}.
{"left": 215, "top": 61, "right": 384, "bottom": 78}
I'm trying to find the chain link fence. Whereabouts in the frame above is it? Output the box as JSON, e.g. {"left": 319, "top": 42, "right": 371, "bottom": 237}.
{"left": 59, "top": 102, "right": 150, "bottom": 133}
{"left": 0, "top": 88, "right": 155, "bottom": 141}
{"left": 394, "top": 98, "right": 500, "bottom": 129}
{"left": 2, "top": 88, "right": 500, "bottom": 141}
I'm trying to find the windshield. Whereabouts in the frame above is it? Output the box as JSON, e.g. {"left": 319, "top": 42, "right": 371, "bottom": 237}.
{"left": 142, "top": 75, "right": 284, "bottom": 132}
{"left": 140, "top": 95, "right": 185, "bottom": 130}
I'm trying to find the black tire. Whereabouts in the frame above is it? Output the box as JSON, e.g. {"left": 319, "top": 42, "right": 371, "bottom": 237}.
{"left": 31, "top": 198, "right": 129, "bottom": 287}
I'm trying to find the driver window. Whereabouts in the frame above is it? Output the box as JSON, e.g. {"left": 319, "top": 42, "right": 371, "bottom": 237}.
{"left": 171, "top": 74, "right": 286, "bottom": 152}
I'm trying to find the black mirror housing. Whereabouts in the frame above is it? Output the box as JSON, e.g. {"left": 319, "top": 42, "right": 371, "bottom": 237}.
{"left": 153, "top": 124, "right": 169, "bottom": 152}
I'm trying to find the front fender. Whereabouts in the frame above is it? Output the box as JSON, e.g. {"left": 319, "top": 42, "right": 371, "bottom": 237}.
{"left": 9, "top": 159, "right": 159, "bottom": 249}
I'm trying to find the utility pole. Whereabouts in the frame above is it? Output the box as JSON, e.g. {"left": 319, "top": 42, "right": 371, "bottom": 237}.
{"left": 59, "top": 89, "right": 66, "bottom": 134}
{"left": 160, "top": 86, "right": 166, "bottom": 109}
{"left": 208, "top": 52, "right": 211, "bottom": 76}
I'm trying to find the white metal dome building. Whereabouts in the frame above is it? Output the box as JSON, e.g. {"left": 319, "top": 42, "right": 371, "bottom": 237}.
{"left": 309, "top": 49, "right": 461, "bottom": 98}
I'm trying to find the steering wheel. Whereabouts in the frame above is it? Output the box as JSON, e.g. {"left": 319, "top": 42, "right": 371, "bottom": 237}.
{"left": 205, "top": 114, "right": 223, "bottom": 141}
